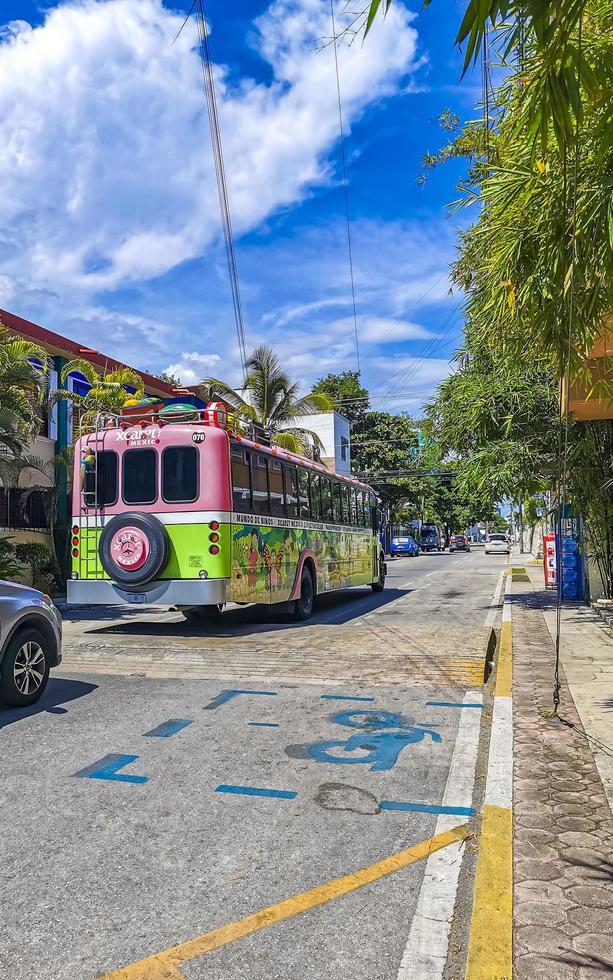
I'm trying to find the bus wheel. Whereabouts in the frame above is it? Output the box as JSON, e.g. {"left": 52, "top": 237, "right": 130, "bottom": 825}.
{"left": 294, "top": 567, "right": 314, "bottom": 621}
{"left": 371, "top": 557, "right": 386, "bottom": 593}
{"left": 181, "top": 604, "right": 223, "bottom": 622}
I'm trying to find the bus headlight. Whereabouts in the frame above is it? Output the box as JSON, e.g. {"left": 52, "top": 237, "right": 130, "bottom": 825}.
{"left": 71, "top": 572, "right": 79, "bottom": 580}
{"left": 199, "top": 569, "right": 208, "bottom": 579}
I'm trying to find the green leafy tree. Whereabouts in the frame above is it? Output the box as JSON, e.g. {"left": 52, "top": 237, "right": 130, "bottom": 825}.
{"left": 426, "top": 351, "right": 559, "bottom": 503}
{"left": 568, "top": 421, "right": 613, "bottom": 597}
{"left": 351, "top": 411, "right": 421, "bottom": 518}
{"left": 312, "top": 371, "right": 369, "bottom": 426}
{"left": 200, "top": 345, "right": 333, "bottom": 456}
{"left": 154, "top": 370, "right": 183, "bottom": 387}
{"left": 0, "top": 325, "right": 49, "bottom": 483}
{"left": 0, "top": 537, "right": 23, "bottom": 580}
{"left": 54, "top": 358, "right": 145, "bottom": 432}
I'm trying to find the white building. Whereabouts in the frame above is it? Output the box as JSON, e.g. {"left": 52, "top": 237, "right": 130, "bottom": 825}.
{"left": 297, "top": 412, "right": 351, "bottom": 476}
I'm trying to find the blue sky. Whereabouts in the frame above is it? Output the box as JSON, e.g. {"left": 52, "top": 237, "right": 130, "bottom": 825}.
{"left": 0, "top": 0, "right": 479, "bottom": 413}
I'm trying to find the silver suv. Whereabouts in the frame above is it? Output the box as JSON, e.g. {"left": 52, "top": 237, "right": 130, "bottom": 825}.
{"left": 0, "top": 581, "right": 62, "bottom": 707}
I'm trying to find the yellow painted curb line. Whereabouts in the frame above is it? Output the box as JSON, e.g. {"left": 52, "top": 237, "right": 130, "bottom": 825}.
{"left": 465, "top": 805, "right": 513, "bottom": 979}
{"left": 102, "top": 824, "right": 469, "bottom": 980}
{"left": 466, "top": 578, "right": 513, "bottom": 979}
{"left": 497, "top": 621, "right": 512, "bottom": 698}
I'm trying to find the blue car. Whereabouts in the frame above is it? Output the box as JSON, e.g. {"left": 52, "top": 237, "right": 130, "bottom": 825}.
{"left": 390, "top": 533, "right": 420, "bottom": 557}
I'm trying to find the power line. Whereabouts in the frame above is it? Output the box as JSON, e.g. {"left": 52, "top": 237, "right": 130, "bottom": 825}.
{"left": 334, "top": 389, "right": 436, "bottom": 406}
{"left": 354, "top": 469, "right": 455, "bottom": 480}
{"left": 365, "top": 271, "right": 450, "bottom": 348}
{"left": 374, "top": 304, "right": 463, "bottom": 409}
{"left": 195, "top": 0, "right": 248, "bottom": 381}
{"left": 330, "top": 0, "right": 360, "bottom": 373}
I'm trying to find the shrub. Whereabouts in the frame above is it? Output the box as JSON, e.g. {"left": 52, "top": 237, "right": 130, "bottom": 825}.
{"left": 0, "top": 537, "right": 22, "bottom": 581}
{"left": 15, "top": 542, "right": 52, "bottom": 569}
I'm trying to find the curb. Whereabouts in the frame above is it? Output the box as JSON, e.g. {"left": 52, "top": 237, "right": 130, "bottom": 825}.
{"left": 592, "top": 603, "right": 613, "bottom": 633}
{"left": 465, "top": 571, "right": 513, "bottom": 979}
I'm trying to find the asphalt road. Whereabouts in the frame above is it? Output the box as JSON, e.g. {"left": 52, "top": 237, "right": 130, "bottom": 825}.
{"left": 0, "top": 547, "right": 508, "bottom": 980}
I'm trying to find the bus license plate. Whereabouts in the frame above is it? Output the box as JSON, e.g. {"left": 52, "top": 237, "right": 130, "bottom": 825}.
{"left": 126, "top": 593, "right": 146, "bottom": 604}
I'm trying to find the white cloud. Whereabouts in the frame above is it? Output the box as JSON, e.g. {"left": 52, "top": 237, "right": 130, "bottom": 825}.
{"left": 330, "top": 315, "right": 432, "bottom": 344}
{"left": 0, "top": 1, "right": 460, "bottom": 418}
{"left": 368, "top": 353, "right": 454, "bottom": 398}
{"left": 163, "top": 352, "right": 222, "bottom": 387}
{"left": 0, "top": 274, "right": 16, "bottom": 305}
{"left": 0, "top": 0, "right": 419, "bottom": 293}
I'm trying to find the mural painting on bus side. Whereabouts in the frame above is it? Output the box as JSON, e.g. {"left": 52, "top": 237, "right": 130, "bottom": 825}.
{"left": 305, "top": 710, "right": 441, "bottom": 772}
{"left": 231, "top": 524, "right": 373, "bottom": 603}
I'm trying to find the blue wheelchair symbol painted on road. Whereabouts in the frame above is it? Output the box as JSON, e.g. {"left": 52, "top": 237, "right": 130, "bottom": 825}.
{"left": 307, "top": 710, "right": 441, "bottom": 772}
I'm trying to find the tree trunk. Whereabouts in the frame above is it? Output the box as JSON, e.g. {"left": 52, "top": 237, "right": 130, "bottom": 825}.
{"left": 518, "top": 501, "right": 525, "bottom": 553}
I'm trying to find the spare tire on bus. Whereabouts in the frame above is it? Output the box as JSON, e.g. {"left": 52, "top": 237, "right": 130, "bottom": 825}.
{"left": 99, "top": 513, "right": 169, "bottom": 586}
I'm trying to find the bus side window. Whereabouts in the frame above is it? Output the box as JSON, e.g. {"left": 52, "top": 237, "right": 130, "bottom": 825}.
{"left": 349, "top": 488, "right": 357, "bottom": 526}
{"left": 82, "top": 450, "right": 118, "bottom": 509}
{"left": 321, "top": 478, "right": 333, "bottom": 522}
{"left": 231, "top": 445, "right": 252, "bottom": 513}
{"left": 332, "top": 482, "right": 342, "bottom": 523}
{"left": 162, "top": 446, "right": 198, "bottom": 503}
{"left": 123, "top": 448, "right": 157, "bottom": 505}
{"left": 298, "top": 467, "right": 310, "bottom": 519}
{"left": 284, "top": 464, "right": 299, "bottom": 519}
{"left": 310, "top": 474, "right": 322, "bottom": 521}
{"left": 357, "top": 490, "right": 365, "bottom": 527}
{"left": 363, "top": 493, "right": 372, "bottom": 529}
{"left": 269, "top": 458, "right": 285, "bottom": 517}
{"left": 343, "top": 485, "right": 351, "bottom": 525}
{"left": 251, "top": 453, "right": 270, "bottom": 516}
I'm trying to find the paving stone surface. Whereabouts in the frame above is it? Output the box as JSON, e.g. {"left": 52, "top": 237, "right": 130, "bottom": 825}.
{"left": 512, "top": 582, "right": 613, "bottom": 978}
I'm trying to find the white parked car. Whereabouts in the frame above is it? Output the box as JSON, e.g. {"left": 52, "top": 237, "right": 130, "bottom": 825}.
{"left": 485, "top": 533, "right": 511, "bottom": 555}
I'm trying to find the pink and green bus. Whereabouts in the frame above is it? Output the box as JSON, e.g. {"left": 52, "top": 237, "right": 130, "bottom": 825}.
{"left": 68, "top": 408, "right": 386, "bottom": 620}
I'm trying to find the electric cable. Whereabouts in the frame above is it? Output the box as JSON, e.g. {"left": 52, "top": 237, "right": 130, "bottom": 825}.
{"left": 195, "top": 0, "right": 248, "bottom": 381}
{"left": 374, "top": 304, "right": 462, "bottom": 408}
{"left": 330, "top": 0, "right": 360, "bottom": 372}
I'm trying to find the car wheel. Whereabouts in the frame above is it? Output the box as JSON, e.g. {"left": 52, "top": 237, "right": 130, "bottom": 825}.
{"left": 0, "top": 627, "right": 50, "bottom": 707}
{"left": 294, "top": 566, "right": 315, "bottom": 621}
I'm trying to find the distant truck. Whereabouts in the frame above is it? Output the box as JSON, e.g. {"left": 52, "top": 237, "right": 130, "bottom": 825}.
{"left": 420, "top": 523, "right": 445, "bottom": 552}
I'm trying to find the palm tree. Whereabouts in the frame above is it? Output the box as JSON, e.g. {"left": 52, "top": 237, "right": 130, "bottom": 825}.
{"left": 200, "top": 345, "right": 333, "bottom": 456}
{"left": 54, "top": 357, "right": 145, "bottom": 433}
{"left": 0, "top": 325, "right": 49, "bottom": 484}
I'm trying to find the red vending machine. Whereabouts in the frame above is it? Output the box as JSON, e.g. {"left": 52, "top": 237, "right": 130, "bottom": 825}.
{"left": 544, "top": 533, "right": 557, "bottom": 589}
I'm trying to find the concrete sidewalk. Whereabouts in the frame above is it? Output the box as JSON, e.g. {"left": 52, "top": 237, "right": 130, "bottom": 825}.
{"left": 510, "top": 564, "right": 613, "bottom": 978}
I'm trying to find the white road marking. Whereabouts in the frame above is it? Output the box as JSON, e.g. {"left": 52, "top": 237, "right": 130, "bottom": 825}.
{"left": 483, "top": 569, "right": 506, "bottom": 628}
{"left": 361, "top": 584, "right": 422, "bottom": 620}
{"left": 502, "top": 573, "right": 512, "bottom": 621}
{"left": 396, "top": 690, "right": 483, "bottom": 980}
{"left": 485, "top": 696, "right": 513, "bottom": 808}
